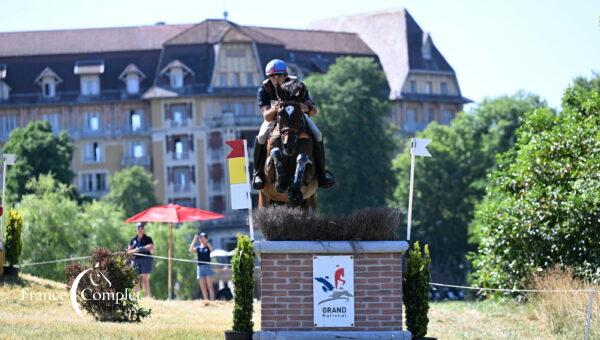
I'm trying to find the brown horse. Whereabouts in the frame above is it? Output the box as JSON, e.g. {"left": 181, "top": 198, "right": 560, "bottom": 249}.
{"left": 257, "top": 81, "right": 317, "bottom": 210}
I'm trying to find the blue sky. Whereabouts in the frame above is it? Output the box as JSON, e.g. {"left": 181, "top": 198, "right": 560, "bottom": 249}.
{"left": 1, "top": 0, "right": 598, "bottom": 108}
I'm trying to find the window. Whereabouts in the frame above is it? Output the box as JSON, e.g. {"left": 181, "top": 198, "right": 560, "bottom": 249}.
{"left": 42, "top": 113, "right": 60, "bottom": 134}
{"left": 130, "top": 110, "right": 142, "bottom": 131}
{"left": 219, "top": 73, "right": 227, "bottom": 87}
{"left": 246, "top": 72, "right": 254, "bottom": 86}
{"left": 42, "top": 78, "right": 56, "bottom": 97}
{"left": 0, "top": 81, "right": 9, "bottom": 101}
{"left": 169, "top": 67, "right": 183, "bottom": 89}
{"left": 210, "top": 195, "right": 226, "bottom": 213}
{"left": 0, "top": 115, "right": 18, "bottom": 137}
{"left": 424, "top": 81, "right": 432, "bottom": 94}
{"left": 85, "top": 112, "right": 100, "bottom": 131}
{"left": 81, "top": 174, "right": 94, "bottom": 192}
{"left": 126, "top": 73, "right": 140, "bottom": 94}
{"left": 96, "top": 173, "right": 106, "bottom": 191}
{"left": 441, "top": 82, "right": 448, "bottom": 95}
{"left": 84, "top": 142, "right": 103, "bottom": 162}
{"left": 410, "top": 81, "right": 417, "bottom": 93}
{"left": 80, "top": 172, "right": 107, "bottom": 193}
{"left": 405, "top": 108, "right": 417, "bottom": 123}
{"left": 441, "top": 110, "right": 453, "bottom": 125}
{"left": 132, "top": 141, "right": 144, "bottom": 158}
{"left": 80, "top": 75, "right": 100, "bottom": 95}
{"left": 232, "top": 73, "right": 240, "bottom": 87}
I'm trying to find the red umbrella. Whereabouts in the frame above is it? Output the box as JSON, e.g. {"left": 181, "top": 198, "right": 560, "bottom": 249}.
{"left": 125, "top": 204, "right": 224, "bottom": 300}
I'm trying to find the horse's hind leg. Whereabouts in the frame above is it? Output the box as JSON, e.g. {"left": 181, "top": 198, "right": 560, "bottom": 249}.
{"left": 270, "top": 147, "right": 288, "bottom": 193}
{"left": 289, "top": 153, "right": 311, "bottom": 207}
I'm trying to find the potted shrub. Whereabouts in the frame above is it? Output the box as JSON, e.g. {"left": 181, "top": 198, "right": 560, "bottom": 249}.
{"left": 404, "top": 241, "right": 433, "bottom": 339}
{"left": 3, "top": 209, "right": 23, "bottom": 279}
{"left": 225, "top": 234, "right": 254, "bottom": 340}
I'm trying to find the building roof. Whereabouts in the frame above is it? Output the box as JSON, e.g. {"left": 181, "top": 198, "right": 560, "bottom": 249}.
{"left": 0, "top": 24, "right": 192, "bottom": 57}
{"left": 309, "top": 8, "right": 457, "bottom": 99}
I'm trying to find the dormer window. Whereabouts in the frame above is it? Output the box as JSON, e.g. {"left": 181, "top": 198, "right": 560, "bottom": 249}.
{"left": 160, "top": 60, "right": 194, "bottom": 90}
{"left": 422, "top": 32, "right": 432, "bottom": 60}
{"left": 119, "top": 64, "right": 146, "bottom": 95}
{"left": 75, "top": 60, "right": 104, "bottom": 96}
{"left": 0, "top": 64, "right": 9, "bottom": 101}
{"left": 35, "top": 67, "right": 62, "bottom": 98}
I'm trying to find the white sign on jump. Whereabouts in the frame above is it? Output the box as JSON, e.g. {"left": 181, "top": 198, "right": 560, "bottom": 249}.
{"left": 313, "top": 255, "right": 355, "bottom": 328}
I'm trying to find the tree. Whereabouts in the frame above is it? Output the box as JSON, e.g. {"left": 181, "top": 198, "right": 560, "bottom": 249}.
{"left": 19, "top": 174, "right": 131, "bottom": 281}
{"left": 3, "top": 120, "right": 74, "bottom": 203}
{"left": 391, "top": 93, "right": 546, "bottom": 283}
{"left": 104, "top": 166, "right": 159, "bottom": 218}
{"left": 470, "top": 75, "right": 600, "bottom": 290}
{"left": 304, "top": 57, "right": 395, "bottom": 215}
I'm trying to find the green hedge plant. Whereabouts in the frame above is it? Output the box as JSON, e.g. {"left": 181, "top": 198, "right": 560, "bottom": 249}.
{"left": 231, "top": 234, "right": 254, "bottom": 332}
{"left": 5, "top": 209, "right": 23, "bottom": 268}
{"left": 404, "top": 241, "right": 431, "bottom": 338}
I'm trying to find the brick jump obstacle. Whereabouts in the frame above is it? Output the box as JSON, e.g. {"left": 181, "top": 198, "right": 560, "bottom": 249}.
{"left": 253, "top": 241, "right": 411, "bottom": 340}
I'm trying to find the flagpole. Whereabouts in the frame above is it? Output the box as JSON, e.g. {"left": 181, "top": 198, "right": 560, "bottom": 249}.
{"left": 243, "top": 140, "right": 254, "bottom": 240}
{"left": 407, "top": 141, "right": 416, "bottom": 241}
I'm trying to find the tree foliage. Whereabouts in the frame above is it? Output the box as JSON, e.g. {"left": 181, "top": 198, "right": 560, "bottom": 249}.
{"left": 3, "top": 120, "right": 74, "bottom": 203}
{"left": 391, "top": 93, "right": 545, "bottom": 283}
{"left": 19, "top": 175, "right": 130, "bottom": 281}
{"left": 470, "top": 75, "right": 600, "bottom": 289}
{"left": 104, "top": 166, "right": 159, "bottom": 218}
{"left": 304, "top": 57, "right": 395, "bottom": 215}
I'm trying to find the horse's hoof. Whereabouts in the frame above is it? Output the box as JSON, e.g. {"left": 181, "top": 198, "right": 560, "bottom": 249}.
{"left": 275, "top": 181, "right": 289, "bottom": 193}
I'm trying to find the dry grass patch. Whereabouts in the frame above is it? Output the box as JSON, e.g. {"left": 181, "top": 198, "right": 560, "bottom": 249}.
{"left": 531, "top": 266, "right": 599, "bottom": 338}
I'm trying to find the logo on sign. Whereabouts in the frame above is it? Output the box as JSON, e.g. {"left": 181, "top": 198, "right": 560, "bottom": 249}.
{"left": 313, "top": 255, "right": 355, "bottom": 327}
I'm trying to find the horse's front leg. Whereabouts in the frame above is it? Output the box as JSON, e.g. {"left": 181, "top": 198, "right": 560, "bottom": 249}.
{"left": 289, "top": 153, "right": 312, "bottom": 206}
{"left": 269, "top": 147, "right": 289, "bottom": 193}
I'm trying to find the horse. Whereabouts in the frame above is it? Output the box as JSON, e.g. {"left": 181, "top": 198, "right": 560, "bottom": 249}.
{"left": 257, "top": 80, "right": 318, "bottom": 211}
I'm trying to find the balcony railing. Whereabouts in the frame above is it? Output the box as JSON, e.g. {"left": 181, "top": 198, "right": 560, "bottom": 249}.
{"left": 166, "top": 151, "right": 192, "bottom": 162}
{"left": 121, "top": 155, "right": 151, "bottom": 167}
{"left": 167, "top": 181, "right": 196, "bottom": 194}
{"left": 167, "top": 118, "right": 192, "bottom": 128}
{"left": 208, "top": 114, "right": 262, "bottom": 128}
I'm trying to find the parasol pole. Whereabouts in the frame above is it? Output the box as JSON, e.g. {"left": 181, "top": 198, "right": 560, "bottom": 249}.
{"left": 168, "top": 223, "right": 173, "bottom": 300}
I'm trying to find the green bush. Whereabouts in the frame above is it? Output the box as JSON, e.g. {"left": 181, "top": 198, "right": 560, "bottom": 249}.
{"left": 404, "top": 241, "right": 431, "bottom": 338}
{"left": 65, "top": 247, "right": 151, "bottom": 322}
{"left": 470, "top": 75, "right": 600, "bottom": 290}
{"left": 231, "top": 234, "right": 254, "bottom": 332}
{"left": 5, "top": 209, "right": 23, "bottom": 267}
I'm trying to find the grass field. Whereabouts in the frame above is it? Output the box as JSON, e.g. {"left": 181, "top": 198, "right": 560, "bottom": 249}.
{"left": 0, "top": 274, "right": 593, "bottom": 339}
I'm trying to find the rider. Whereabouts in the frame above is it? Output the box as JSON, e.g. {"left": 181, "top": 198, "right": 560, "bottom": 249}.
{"left": 252, "top": 59, "right": 335, "bottom": 190}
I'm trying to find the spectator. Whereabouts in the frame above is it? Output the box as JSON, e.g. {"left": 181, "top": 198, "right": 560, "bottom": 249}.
{"left": 189, "top": 232, "right": 215, "bottom": 300}
{"left": 127, "top": 222, "right": 154, "bottom": 297}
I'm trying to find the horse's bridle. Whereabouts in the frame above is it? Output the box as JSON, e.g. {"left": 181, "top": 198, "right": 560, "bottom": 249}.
{"left": 277, "top": 101, "right": 307, "bottom": 135}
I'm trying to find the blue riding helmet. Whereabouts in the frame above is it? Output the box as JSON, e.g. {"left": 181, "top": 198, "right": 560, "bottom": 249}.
{"left": 265, "top": 59, "right": 288, "bottom": 76}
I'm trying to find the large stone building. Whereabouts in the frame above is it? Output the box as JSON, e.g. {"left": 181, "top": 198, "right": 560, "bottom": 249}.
{"left": 0, "top": 9, "right": 469, "bottom": 251}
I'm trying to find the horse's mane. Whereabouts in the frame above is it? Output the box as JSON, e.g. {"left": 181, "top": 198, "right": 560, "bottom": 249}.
{"left": 278, "top": 78, "right": 306, "bottom": 102}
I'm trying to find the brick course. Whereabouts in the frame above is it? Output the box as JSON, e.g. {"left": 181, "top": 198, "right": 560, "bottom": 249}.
{"left": 260, "top": 253, "right": 403, "bottom": 331}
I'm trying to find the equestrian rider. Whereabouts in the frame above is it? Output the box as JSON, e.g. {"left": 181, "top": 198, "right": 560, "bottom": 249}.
{"left": 252, "top": 59, "right": 335, "bottom": 190}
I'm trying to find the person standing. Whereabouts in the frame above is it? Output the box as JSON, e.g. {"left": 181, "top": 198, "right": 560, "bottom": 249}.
{"left": 127, "top": 222, "right": 154, "bottom": 298}
{"left": 189, "top": 232, "right": 215, "bottom": 300}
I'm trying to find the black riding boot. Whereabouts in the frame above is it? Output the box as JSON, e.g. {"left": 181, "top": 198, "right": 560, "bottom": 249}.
{"left": 315, "top": 141, "right": 335, "bottom": 189}
{"left": 252, "top": 137, "right": 266, "bottom": 190}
